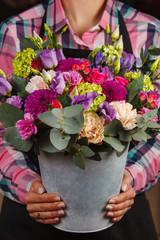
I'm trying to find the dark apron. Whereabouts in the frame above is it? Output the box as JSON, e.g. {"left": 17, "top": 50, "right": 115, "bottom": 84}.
{"left": 0, "top": 4, "right": 158, "bottom": 240}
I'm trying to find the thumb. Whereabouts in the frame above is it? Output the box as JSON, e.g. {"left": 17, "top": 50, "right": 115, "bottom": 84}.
{"left": 121, "top": 169, "right": 132, "bottom": 192}
{"left": 32, "top": 178, "right": 46, "bottom": 194}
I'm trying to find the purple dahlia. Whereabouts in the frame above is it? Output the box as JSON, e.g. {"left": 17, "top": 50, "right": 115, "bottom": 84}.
{"left": 24, "top": 89, "right": 59, "bottom": 120}
{"left": 55, "top": 58, "right": 83, "bottom": 72}
{"left": 102, "top": 80, "right": 127, "bottom": 103}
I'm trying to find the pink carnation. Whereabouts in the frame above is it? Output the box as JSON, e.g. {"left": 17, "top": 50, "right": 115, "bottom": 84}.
{"left": 62, "top": 70, "right": 83, "bottom": 86}
{"left": 16, "top": 113, "right": 37, "bottom": 140}
{"left": 86, "top": 69, "right": 108, "bottom": 84}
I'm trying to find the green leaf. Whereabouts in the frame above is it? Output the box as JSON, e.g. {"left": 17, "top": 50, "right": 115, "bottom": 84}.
{"left": 104, "top": 119, "right": 123, "bottom": 137}
{"left": 12, "top": 74, "right": 27, "bottom": 93}
{"left": 80, "top": 146, "right": 95, "bottom": 157}
{"left": 132, "top": 129, "right": 151, "bottom": 142}
{"left": 103, "top": 137, "right": 125, "bottom": 152}
{"left": 21, "top": 37, "right": 39, "bottom": 50}
{"left": 0, "top": 103, "right": 24, "bottom": 127}
{"left": 38, "top": 130, "right": 60, "bottom": 153}
{"left": 38, "top": 111, "right": 61, "bottom": 128}
{"left": 57, "top": 93, "right": 71, "bottom": 107}
{"left": 118, "top": 129, "right": 132, "bottom": 142}
{"left": 87, "top": 151, "right": 102, "bottom": 161}
{"left": 116, "top": 142, "right": 128, "bottom": 157}
{"left": 18, "top": 91, "right": 29, "bottom": 100}
{"left": 73, "top": 113, "right": 84, "bottom": 128}
{"left": 147, "top": 121, "right": 160, "bottom": 129}
{"left": 136, "top": 117, "right": 146, "bottom": 128}
{"left": 126, "top": 76, "right": 144, "bottom": 103}
{"left": 50, "top": 128, "right": 70, "bottom": 150}
{"left": 143, "top": 109, "right": 157, "bottom": 121}
{"left": 21, "top": 38, "right": 39, "bottom": 50}
{"left": 77, "top": 137, "right": 88, "bottom": 146}
{"left": 73, "top": 152, "right": 85, "bottom": 170}
{"left": 4, "top": 126, "right": 33, "bottom": 152}
{"left": 62, "top": 117, "right": 82, "bottom": 134}
{"left": 148, "top": 45, "right": 160, "bottom": 56}
{"left": 51, "top": 108, "right": 64, "bottom": 120}
{"left": 63, "top": 105, "right": 83, "bottom": 117}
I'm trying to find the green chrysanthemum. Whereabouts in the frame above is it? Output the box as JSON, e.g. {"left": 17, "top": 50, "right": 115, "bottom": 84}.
{"left": 143, "top": 75, "right": 155, "bottom": 92}
{"left": 124, "top": 71, "right": 141, "bottom": 81}
{"left": 89, "top": 94, "right": 106, "bottom": 112}
{"left": 78, "top": 82, "right": 102, "bottom": 95}
{"left": 13, "top": 48, "right": 37, "bottom": 78}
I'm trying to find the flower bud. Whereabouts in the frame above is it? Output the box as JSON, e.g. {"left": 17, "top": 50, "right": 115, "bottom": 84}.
{"left": 115, "top": 35, "right": 123, "bottom": 50}
{"left": 147, "top": 93, "right": 157, "bottom": 103}
{"left": 111, "top": 25, "right": 120, "bottom": 43}
{"left": 41, "top": 69, "right": 52, "bottom": 84}
{"left": 114, "top": 58, "right": 120, "bottom": 74}
{"left": 150, "top": 101, "right": 158, "bottom": 108}
{"left": 33, "top": 31, "right": 43, "bottom": 45}
{"left": 105, "top": 24, "right": 110, "bottom": 35}
{"left": 51, "top": 100, "right": 62, "bottom": 109}
{"left": 139, "top": 93, "right": 147, "bottom": 101}
{"left": 150, "top": 57, "right": 160, "bottom": 72}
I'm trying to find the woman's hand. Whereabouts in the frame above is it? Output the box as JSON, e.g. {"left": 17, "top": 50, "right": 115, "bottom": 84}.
{"left": 26, "top": 178, "right": 65, "bottom": 225}
{"left": 105, "top": 169, "right": 136, "bottom": 222}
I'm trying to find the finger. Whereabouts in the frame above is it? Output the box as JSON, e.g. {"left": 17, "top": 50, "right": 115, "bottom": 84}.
{"left": 29, "top": 209, "right": 65, "bottom": 219}
{"left": 26, "top": 192, "right": 61, "bottom": 203}
{"left": 31, "top": 179, "right": 46, "bottom": 194}
{"left": 106, "top": 206, "right": 131, "bottom": 219}
{"left": 110, "top": 216, "right": 123, "bottom": 222}
{"left": 120, "top": 170, "right": 132, "bottom": 192}
{"left": 108, "top": 187, "right": 136, "bottom": 204}
{"left": 36, "top": 217, "right": 60, "bottom": 225}
{"left": 106, "top": 198, "right": 134, "bottom": 212}
{"left": 27, "top": 201, "right": 66, "bottom": 213}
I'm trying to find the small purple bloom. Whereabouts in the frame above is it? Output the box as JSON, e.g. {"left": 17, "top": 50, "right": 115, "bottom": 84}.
{"left": 50, "top": 71, "right": 66, "bottom": 94}
{"left": 39, "top": 49, "right": 58, "bottom": 69}
{"left": 97, "top": 66, "right": 114, "bottom": 81}
{"left": 6, "top": 96, "right": 23, "bottom": 108}
{"left": 0, "top": 74, "right": 12, "bottom": 96}
{"left": 99, "top": 101, "right": 117, "bottom": 124}
{"left": 16, "top": 113, "right": 37, "bottom": 140}
{"left": 56, "top": 48, "right": 66, "bottom": 61}
{"left": 121, "top": 51, "right": 136, "bottom": 71}
{"left": 72, "top": 92, "right": 98, "bottom": 112}
{"left": 95, "top": 51, "right": 106, "bottom": 66}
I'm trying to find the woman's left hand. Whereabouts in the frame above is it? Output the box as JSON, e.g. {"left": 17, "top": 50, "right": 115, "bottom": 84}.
{"left": 105, "top": 169, "right": 136, "bottom": 222}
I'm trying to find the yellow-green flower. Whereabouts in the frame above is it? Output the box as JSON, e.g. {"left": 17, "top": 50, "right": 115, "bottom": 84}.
{"left": 78, "top": 82, "right": 102, "bottom": 95}
{"left": 13, "top": 48, "right": 36, "bottom": 78}
{"left": 142, "top": 75, "right": 155, "bottom": 92}
{"left": 124, "top": 71, "right": 141, "bottom": 81}
{"left": 89, "top": 94, "right": 106, "bottom": 112}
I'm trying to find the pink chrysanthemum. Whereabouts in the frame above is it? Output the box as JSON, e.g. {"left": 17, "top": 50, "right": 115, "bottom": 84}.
{"left": 55, "top": 58, "right": 83, "bottom": 72}
{"left": 102, "top": 80, "right": 127, "bottom": 103}
{"left": 24, "top": 89, "right": 59, "bottom": 120}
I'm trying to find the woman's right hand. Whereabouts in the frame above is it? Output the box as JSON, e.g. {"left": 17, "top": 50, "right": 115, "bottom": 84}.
{"left": 26, "top": 178, "right": 66, "bottom": 225}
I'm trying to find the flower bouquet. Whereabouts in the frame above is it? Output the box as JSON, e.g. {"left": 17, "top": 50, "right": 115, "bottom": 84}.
{"left": 0, "top": 24, "right": 160, "bottom": 232}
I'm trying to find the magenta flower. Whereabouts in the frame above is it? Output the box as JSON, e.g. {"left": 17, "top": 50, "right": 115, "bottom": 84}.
{"left": 16, "top": 113, "right": 37, "bottom": 140}
{"left": 87, "top": 69, "right": 108, "bottom": 85}
{"left": 102, "top": 80, "right": 127, "bottom": 103}
{"left": 55, "top": 58, "right": 83, "bottom": 72}
{"left": 24, "top": 89, "right": 59, "bottom": 120}
{"left": 39, "top": 49, "right": 58, "bottom": 69}
{"left": 62, "top": 70, "right": 83, "bottom": 86}
{"left": 6, "top": 96, "right": 23, "bottom": 108}
{"left": 115, "top": 76, "right": 129, "bottom": 87}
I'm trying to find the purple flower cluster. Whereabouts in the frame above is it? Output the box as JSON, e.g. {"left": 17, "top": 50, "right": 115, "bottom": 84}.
{"left": 24, "top": 89, "right": 59, "bottom": 120}
{"left": 102, "top": 80, "right": 127, "bottom": 103}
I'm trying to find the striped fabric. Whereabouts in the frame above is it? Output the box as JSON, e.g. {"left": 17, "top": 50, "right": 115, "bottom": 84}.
{"left": 0, "top": 0, "right": 160, "bottom": 203}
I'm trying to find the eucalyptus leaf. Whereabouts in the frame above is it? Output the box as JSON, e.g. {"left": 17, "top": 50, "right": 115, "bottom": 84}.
{"left": 38, "top": 111, "right": 61, "bottom": 128}
{"left": 63, "top": 105, "right": 83, "bottom": 117}
{"left": 51, "top": 108, "right": 64, "bottom": 120}
{"left": 77, "top": 137, "right": 88, "bottom": 146}
{"left": 104, "top": 119, "right": 123, "bottom": 137}
{"left": 136, "top": 117, "right": 145, "bottom": 128}
{"left": 118, "top": 129, "right": 132, "bottom": 142}
{"left": 80, "top": 146, "right": 95, "bottom": 157}
{"left": 132, "top": 129, "right": 151, "bottom": 142}
{"left": 87, "top": 151, "right": 102, "bottom": 161}
{"left": 50, "top": 128, "right": 70, "bottom": 150}
{"left": 12, "top": 74, "right": 27, "bottom": 93}
{"left": 62, "top": 117, "right": 82, "bottom": 134}
{"left": 148, "top": 45, "right": 160, "bottom": 56}
{"left": 103, "top": 137, "right": 125, "bottom": 152}
{"left": 147, "top": 121, "right": 160, "bottom": 129}
{"left": 38, "top": 130, "right": 60, "bottom": 153}
{"left": 0, "top": 103, "right": 24, "bottom": 127}
{"left": 4, "top": 126, "right": 33, "bottom": 152}
{"left": 142, "top": 109, "right": 157, "bottom": 121}
{"left": 73, "top": 152, "right": 85, "bottom": 170}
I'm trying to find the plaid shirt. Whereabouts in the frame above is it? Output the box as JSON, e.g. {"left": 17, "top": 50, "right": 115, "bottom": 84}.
{"left": 0, "top": 0, "right": 160, "bottom": 204}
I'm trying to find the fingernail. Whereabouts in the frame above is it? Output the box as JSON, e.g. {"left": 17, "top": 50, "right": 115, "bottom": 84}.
{"left": 108, "top": 199, "right": 116, "bottom": 204}
{"left": 121, "top": 183, "right": 128, "bottom": 192}
{"left": 54, "top": 217, "right": 59, "bottom": 222}
{"left": 107, "top": 212, "right": 114, "bottom": 217}
{"left": 57, "top": 202, "right": 65, "bottom": 208}
{"left": 38, "top": 187, "right": 45, "bottom": 194}
{"left": 112, "top": 217, "right": 117, "bottom": 222}
{"left": 106, "top": 205, "right": 113, "bottom": 211}
{"left": 53, "top": 196, "right": 61, "bottom": 201}
{"left": 57, "top": 210, "right": 64, "bottom": 215}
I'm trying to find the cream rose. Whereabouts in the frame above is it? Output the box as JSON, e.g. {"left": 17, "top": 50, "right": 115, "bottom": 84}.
{"left": 79, "top": 112, "right": 105, "bottom": 144}
{"left": 109, "top": 101, "right": 139, "bottom": 130}
{"left": 25, "top": 76, "right": 50, "bottom": 93}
